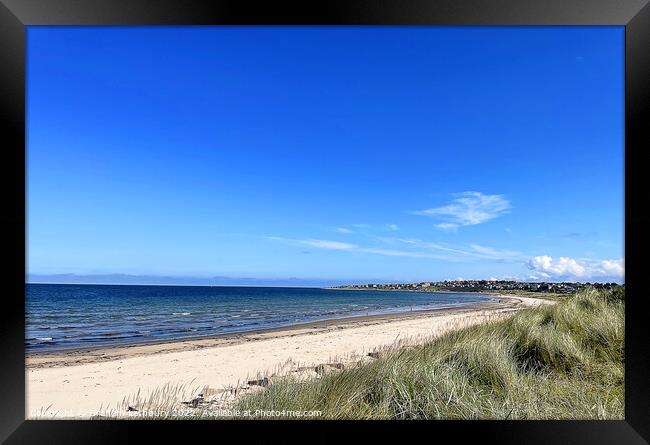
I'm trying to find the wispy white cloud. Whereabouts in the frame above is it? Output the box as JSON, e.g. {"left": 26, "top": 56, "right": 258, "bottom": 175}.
{"left": 266, "top": 237, "right": 448, "bottom": 260}
{"left": 357, "top": 248, "right": 440, "bottom": 258}
{"left": 298, "top": 239, "right": 357, "bottom": 251}
{"left": 268, "top": 235, "right": 522, "bottom": 263}
{"left": 265, "top": 236, "right": 356, "bottom": 251}
{"left": 412, "top": 191, "right": 511, "bottom": 230}
{"left": 526, "top": 255, "right": 624, "bottom": 281}
{"left": 383, "top": 238, "right": 522, "bottom": 262}
{"left": 468, "top": 243, "right": 520, "bottom": 259}
{"left": 336, "top": 223, "right": 399, "bottom": 233}
{"left": 387, "top": 238, "right": 469, "bottom": 256}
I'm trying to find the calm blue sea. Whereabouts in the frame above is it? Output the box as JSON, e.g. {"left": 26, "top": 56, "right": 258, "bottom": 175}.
{"left": 26, "top": 284, "right": 490, "bottom": 352}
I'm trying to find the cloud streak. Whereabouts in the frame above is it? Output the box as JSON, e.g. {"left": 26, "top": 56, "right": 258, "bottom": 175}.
{"left": 266, "top": 237, "right": 358, "bottom": 251}
{"left": 267, "top": 236, "right": 523, "bottom": 263}
{"left": 412, "top": 191, "right": 511, "bottom": 231}
{"left": 267, "top": 237, "right": 449, "bottom": 260}
{"left": 386, "top": 238, "right": 523, "bottom": 261}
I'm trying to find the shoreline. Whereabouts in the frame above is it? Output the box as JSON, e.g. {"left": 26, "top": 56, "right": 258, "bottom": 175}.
{"left": 27, "top": 289, "right": 494, "bottom": 356}
{"left": 27, "top": 296, "right": 509, "bottom": 369}
{"left": 27, "top": 294, "right": 552, "bottom": 418}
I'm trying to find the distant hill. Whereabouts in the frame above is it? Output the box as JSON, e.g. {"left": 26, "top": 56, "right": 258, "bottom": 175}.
{"left": 26, "top": 273, "right": 393, "bottom": 288}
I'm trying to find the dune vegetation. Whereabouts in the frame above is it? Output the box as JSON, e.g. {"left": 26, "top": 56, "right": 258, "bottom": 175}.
{"left": 235, "top": 287, "right": 624, "bottom": 419}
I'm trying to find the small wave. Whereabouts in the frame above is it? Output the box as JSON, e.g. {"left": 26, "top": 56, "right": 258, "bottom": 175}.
{"left": 221, "top": 323, "right": 239, "bottom": 328}
{"left": 172, "top": 312, "right": 191, "bottom": 316}
{"left": 34, "top": 337, "right": 53, "bottom": 342}
{"left": 172, "top": 327, "right": 198, "bottom": 332}
{"left": 83, "top": 333, "right": 145, "bottom": 341}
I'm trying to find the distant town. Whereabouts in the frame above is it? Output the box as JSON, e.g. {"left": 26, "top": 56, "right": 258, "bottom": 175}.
{"left": 335, "top": 280, "right": 622, "bottom": 294}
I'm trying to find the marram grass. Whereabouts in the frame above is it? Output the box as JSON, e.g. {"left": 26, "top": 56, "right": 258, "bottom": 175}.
{"left": 235, "top": 288, "right": 624, "bottom": 419}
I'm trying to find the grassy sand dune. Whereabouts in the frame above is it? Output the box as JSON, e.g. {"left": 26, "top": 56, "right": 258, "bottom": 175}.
{"left": 235, "top": 287, "right": 624, "bottom": 419}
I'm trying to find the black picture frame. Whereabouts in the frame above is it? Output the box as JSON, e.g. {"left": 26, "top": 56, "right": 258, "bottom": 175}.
{"left": 1, "top": 0, "right": 648, "bottom": 443}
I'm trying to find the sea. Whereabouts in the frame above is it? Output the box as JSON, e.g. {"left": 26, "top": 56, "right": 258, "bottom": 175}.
{"left": 26, "top": 283, "right": 491, "bottom": 352}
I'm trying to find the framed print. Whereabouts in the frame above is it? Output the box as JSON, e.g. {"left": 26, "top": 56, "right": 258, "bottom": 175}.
{"left": 1, "top": 0, "right": 648, "bottom": 443}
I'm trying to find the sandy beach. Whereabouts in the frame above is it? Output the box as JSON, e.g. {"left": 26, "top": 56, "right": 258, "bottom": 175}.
{"left": 27, "top": 295, "right": 552, "bottom": 418}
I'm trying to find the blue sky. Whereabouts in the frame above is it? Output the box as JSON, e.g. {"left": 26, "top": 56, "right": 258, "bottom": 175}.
{"left": 27, "top": 26, "right": 624, "bottom": 284}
